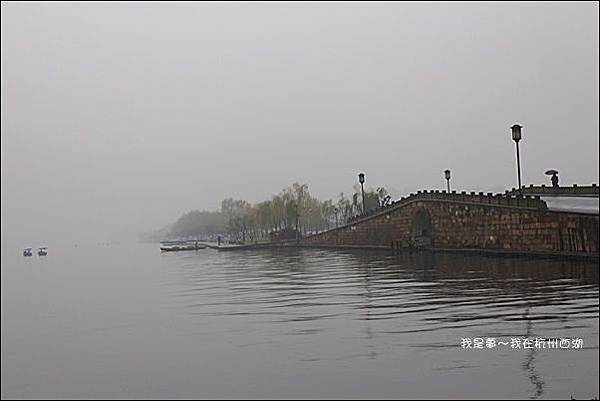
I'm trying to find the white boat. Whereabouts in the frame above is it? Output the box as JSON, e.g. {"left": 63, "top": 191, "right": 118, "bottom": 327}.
{"left": 23, "top": 247, "right": 33, "bottom": 257}
{"left": 38, "top": 246, "right": 48, "bottom": 256}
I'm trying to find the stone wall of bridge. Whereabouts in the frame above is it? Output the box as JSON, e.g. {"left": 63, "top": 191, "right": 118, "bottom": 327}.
{"left": 300, "top": 190, "right": 599, "bottom": 257}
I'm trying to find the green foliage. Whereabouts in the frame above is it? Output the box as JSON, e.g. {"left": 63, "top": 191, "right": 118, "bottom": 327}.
{"left": 166, "top": 181, "right": 393, "bottom": 242}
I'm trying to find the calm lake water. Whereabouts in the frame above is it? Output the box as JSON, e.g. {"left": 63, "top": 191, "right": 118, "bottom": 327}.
{"left": 2, "top": 243, "right": 598, "bottom": 399}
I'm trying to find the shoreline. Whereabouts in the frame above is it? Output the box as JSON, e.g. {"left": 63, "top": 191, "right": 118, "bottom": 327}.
{"left": 209, "top": 241, "right": 599, "bottom": 261}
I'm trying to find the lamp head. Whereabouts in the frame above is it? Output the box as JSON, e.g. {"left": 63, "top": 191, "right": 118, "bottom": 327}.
{"left": 511, "top": 124, "right": 522, "bottom": 142}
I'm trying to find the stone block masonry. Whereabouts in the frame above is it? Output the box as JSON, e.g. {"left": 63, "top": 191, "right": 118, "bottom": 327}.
{"left": 300, "top": 190, "right": 599, "bottom": 259}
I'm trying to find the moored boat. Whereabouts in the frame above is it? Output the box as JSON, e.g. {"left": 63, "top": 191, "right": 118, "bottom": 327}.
{"left": 38, "top": 246, "right": 48, "bottom": 256}
{"left": 160, "top": 243, "right": 206, "bottom": 252}
{"left": 23, "top": 247, "right": 33, "bottom": 257}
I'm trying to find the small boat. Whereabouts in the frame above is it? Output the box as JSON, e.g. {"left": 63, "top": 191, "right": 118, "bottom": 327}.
{"left": 38, "top": 247, "right": 48, "bottom": 256}
{"left": 160, "top": 243, "right": 206, "bottom": 252}
{"left": 23, "top": 247, "right": 33, "bottom": 257}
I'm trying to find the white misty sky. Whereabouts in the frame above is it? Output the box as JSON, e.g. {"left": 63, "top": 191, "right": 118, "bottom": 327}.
{"left": 1, "top": 2, "right": 598, "bottom": 246}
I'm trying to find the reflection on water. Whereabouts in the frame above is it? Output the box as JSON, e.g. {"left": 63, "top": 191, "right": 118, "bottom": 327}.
{"left": 166, "top": 249, "right": 598, "bottom": 399}
{"left": 3, "top": 245, "right": 598, "bottom": 399}
{"left": 522, "top": 305, "right": 544, "bottom": 399}
{"left": 169, "top": 249, "right": 597, "bottom": 332}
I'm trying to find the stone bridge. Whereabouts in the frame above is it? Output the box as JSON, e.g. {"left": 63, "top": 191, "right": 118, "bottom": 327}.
{"left": 300, "top": 189, "right": 599, "bottom": 259}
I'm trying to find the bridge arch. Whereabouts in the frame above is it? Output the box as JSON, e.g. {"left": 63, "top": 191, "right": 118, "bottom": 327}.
{"left": 411, "top": 207, "right": 433, "bottom": 248}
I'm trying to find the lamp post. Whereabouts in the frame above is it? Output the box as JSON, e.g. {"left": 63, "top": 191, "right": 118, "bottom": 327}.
{"left": 511, "top": 124, "right": 523, "bottom": 190}
{"left": 444, "top": 169, "right": 451, "bottom": 192}
{"left": 358, "top": 173, "right": 366, "bottom": 214}
{"left": 334, "top": 207, "right": 339, "bottom": 228}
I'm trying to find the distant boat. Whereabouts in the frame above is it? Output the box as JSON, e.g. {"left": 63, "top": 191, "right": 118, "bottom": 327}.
{"left": 38, "top": 247, "right": 48, "bottom": 256}
{"left": 23, "top": 247, "right": 33, "bottom": 257}
{"left": 160, "top": 243, "right": 206, "bottom": 252}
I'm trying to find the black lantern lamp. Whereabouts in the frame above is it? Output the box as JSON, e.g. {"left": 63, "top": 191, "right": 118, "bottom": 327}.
{"left": 358, "top": 173, "right": 366, "bottom": 214}
{"left": 511, "top": 124, "right": 522, "bottom": 142}
{"left": 510, "top": 124, "right": 523, "bottom": 190}
{"left": 444, "top": 169, "right": 451, "bottom": 192}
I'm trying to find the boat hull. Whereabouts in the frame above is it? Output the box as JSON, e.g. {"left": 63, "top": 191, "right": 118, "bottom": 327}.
{"left": 160, "top": 245, "right": 206, "bottom": 252}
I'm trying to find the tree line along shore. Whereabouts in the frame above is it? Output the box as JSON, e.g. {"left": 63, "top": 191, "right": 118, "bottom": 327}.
{"left": 139, "top": 182, "right": 392, "bottom": 244}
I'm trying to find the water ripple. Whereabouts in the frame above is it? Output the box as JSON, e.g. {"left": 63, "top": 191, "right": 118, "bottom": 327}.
{"left": 162, "top": 249, "right": 598, "bottom": 342}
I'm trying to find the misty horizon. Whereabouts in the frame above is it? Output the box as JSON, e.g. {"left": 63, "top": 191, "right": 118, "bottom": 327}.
{"left": 2, "top": 3, "right": 599, "bottom": 400}
{"left": 2, "top": 2, "right": 598, "bottom": 246}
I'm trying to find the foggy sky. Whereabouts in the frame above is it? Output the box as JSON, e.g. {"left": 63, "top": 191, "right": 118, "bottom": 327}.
{"left": 2, "top": 2, "right": 598, "bottom": 246}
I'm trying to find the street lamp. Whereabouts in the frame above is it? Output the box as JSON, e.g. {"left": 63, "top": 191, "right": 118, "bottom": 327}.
{"left": 511, "top": 124, "right": 523, "bottom": 190}
{"left": 444, "top": 169, "right": 451, "bottom": 192}
{"left": 358, "top": 173, "right": 366, "bottom": 214}
{"left": 334, "top": 207, "right": 339, "bottom": 228}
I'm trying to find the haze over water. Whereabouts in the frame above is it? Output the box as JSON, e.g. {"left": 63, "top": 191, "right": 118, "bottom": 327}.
{"left": 2, "top": 3, "right": 599, "bottom": 399}
{"left": 2, "top": 243, "right": 598, "bottom": 399}
{"left": 2, "top": 2, "right": 598, "bottom": 246}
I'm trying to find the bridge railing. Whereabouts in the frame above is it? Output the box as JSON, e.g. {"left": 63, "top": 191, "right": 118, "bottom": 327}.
{"left": 506, "top": 184, "right": 598, "bottom": 197}
{"left": 346, "top": 189, "right": 548, "bottom": 225}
